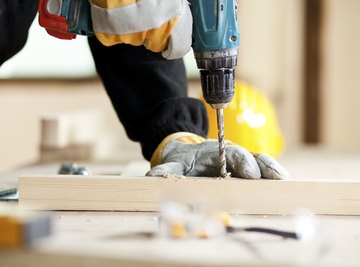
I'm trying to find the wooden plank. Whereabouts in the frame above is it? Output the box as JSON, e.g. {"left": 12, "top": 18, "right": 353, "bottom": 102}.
{"left": 18, "top": 175, "right": 360, "bottom": 215}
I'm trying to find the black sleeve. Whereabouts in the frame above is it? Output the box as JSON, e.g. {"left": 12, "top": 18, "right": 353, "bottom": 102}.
{"left": 88, "top": 37, "right": 208, "bottom": 161}
{"left": 0, "top": 0, "right": 38, "bottom": 65}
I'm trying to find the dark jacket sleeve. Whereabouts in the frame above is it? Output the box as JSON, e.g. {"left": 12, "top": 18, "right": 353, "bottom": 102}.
{"left": 88, "top": 37, "right": 208, "bottom": 161}
{"left": 0, "top": 0, "right": 38, "bottom": 65}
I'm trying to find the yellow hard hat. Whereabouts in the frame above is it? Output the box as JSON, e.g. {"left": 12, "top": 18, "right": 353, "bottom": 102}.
{"left": 204, "top": 81, "right": 284, "bottom": 157}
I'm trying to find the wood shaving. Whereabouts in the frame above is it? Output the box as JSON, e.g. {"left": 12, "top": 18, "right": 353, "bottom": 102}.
{"left": 162, "top": 172, "right": 232, "bottom": 180}
{"left": 218, "top": 172, "right": 232, "bottom": 180}
{"left": 162, "top": 174, "right": 186, "bottom": 179}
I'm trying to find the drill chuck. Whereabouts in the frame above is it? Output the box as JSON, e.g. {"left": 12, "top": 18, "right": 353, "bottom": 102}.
{"left": 195, "top": 47, "right": 237, "bottom": 108}
{"left": 200, "top": 68, "right": 235, "bottom": 109}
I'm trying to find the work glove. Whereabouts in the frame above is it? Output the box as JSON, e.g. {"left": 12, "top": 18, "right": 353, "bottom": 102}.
{"left": 89, "top": 0, "right": 192, "bottom": 59}
{"left": 146, "top": 132, "right": 289, "bottom": 179}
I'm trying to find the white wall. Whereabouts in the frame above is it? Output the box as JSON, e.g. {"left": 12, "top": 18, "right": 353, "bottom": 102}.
{"left": 322, "top": 0, "right": 360, "bottom": 149}
{"left": 237, "top": 0, "right": 304, "bottom": 147}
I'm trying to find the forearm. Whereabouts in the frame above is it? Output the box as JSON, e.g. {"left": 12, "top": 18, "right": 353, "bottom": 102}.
{"left": 88, "top": 37, "right": 208, "bottom": 160}
{"left": 0, "top": 0, "right": 37, "bottom": 65}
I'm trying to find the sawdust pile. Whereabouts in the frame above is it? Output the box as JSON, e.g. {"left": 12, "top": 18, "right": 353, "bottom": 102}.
{"left": 162, "top": 172, "right": 232, "bottom": 180}
{"left": 162, "top": 174, "right": 186, "bottom": 179}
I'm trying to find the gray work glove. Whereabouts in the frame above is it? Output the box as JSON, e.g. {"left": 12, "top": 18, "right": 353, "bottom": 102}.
{"left": 90, "top": 0, "right": 192, "bottom": 59}
{"left": 146, "top": 132, "right": 289, "bottom": 179}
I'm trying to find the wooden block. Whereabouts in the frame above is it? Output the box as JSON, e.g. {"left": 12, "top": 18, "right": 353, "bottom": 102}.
{"left": 18, "top": 175, "right": 360, "bottom": 215}
{"left": 40, "top": 110, "right": 106, "bottom": 149}
{"left": 40, "top": 114, "right": 70, "bottom": 148}
{"left": 39, "top": 143, "right": 93, "bottom": 162}
{"left": 39, "top": 109, "right": 123, "bottom": 161}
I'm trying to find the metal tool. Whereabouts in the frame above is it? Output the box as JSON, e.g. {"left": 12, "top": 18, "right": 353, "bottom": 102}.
{"left": 188, "top": 0, "right": 240, "bottom": 177}
{"left": 37, "top": 0, "right": 240, "bottom": 177}
{"left": 58, "top": 163, "right": 91, "bottom": 175}
{"left": 0, "top": 185, "right": 18, "bottom": 202}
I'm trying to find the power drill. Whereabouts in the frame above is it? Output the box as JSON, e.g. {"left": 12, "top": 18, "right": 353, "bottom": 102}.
{"left": 38, "top": 0, "right": 240, "bottom": 177}
{"left": 188, "top": 0, "right": 240, "bottom": 177}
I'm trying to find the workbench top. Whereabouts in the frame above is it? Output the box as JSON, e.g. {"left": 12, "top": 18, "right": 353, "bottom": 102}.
{"left": 1, "top": 147, "right": 360, "bottom": 267}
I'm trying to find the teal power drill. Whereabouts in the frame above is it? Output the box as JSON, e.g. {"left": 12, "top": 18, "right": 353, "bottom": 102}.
{"left": 38, "top": 0, "right": 240, "bottom": 177}
{"left": 188, "top": 0, "right": 240, "bottom": 177}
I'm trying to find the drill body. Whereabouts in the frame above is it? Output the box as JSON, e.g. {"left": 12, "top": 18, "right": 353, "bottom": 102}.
{"left": 188, "top": 0, "right": 240, "bottom": 177}
{"left": 188, "top": 0, "right": 240, "bottom": 109}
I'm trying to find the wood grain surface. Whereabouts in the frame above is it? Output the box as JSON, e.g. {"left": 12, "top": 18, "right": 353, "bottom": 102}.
{"left": 19, "top": 175, "right": 360, "bottom": 215}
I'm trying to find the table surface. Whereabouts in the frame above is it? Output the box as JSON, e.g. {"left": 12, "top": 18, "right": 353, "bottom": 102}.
{"left": 1, "top": 147, "right": 360, "bottom": 267}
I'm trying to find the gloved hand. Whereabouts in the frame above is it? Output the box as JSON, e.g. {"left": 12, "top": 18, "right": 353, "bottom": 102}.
{"left": 146, "top": 132, "right": 289, "bottom": 179}
{"left": 89, "top": 0, "right": 192, "bottom": 59}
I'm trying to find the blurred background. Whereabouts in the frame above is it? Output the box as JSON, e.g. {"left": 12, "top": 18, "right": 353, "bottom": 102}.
{"left": 0, "top": 0, "right": 359, "bottom": 171}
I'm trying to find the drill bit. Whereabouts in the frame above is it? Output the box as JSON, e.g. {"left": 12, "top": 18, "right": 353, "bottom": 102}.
{"left": 216, "top": 108, "right": 228, "bottom": 178}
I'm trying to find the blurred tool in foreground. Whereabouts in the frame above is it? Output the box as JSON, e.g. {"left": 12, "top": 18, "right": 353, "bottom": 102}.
{"left": 0, "top": 204, "right": 52, "bottom": 248}
{"left": 159, "top": 200, "right": 321, "bottom": 241}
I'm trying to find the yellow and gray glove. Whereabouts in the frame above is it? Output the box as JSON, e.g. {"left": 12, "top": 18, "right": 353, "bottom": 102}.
{"left": 90, "top": 0, "right": 192, "bottom": 59}
{"left": 147, "top": 132, "right": 289, "bottom": 179}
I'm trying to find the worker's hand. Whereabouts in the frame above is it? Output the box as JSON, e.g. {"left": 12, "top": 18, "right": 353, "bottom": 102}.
{"left": 146, "top": 133, "right": 289, "bottom": 179}
{"left": 89, "top": 0, "right": 192, "bottom": 59}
